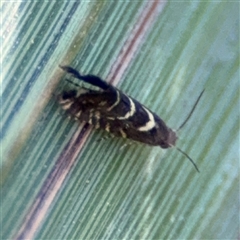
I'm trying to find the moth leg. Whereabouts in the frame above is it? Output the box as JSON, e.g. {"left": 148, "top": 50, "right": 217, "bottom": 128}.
{"left": 96, "top": 135, "right": 113, "bottom": 143}
{"left": 119, "top": 142, "right": 134, "bottom": 150}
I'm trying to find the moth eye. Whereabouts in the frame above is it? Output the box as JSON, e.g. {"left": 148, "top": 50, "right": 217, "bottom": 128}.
{"left": 62, "top": 90, "right": 77, "bottom": 100}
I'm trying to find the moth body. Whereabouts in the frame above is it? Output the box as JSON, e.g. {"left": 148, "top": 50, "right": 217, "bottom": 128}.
{"left": 58, "top": 66, "right": 177, "bottom": 149}
{"left": 58, "top": 66, "right": 204, "bottom": 172}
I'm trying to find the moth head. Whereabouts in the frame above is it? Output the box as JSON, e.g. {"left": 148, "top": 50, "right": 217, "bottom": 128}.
{"left": 159, "top": 128, "right": 177, "bottom": 149}
{"left": 167, "top": 128, "right": 177, "bottom": 147}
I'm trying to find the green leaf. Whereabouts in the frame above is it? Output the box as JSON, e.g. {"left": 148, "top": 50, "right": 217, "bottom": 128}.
{"left": 1, "top": 1, "right": 239, "bottom": 239}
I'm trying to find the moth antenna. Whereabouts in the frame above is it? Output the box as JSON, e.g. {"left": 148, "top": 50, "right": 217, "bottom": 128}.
{"left": 59, "top": 65, "right": 110, "bottom": 90}
{"left": 177, "top": 89, "right": 205, "bottom": 131}
{"left": 175, "top": 147, "right": 200, "bottom": 172}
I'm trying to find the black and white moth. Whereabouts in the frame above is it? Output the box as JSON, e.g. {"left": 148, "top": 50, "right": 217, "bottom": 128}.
{"left": 58, "top": 66, "right": 204, "bottom": 172}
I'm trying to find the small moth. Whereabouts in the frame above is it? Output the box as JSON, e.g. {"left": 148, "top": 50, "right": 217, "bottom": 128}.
{"left": 58, "top": 66, "right": 204, "bottom": 172}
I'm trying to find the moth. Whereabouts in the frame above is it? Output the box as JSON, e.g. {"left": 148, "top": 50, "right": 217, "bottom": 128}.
{"left": 58, "top": 66, "right": 204, "bottom": 172}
